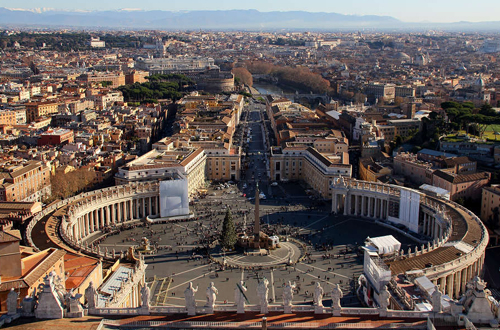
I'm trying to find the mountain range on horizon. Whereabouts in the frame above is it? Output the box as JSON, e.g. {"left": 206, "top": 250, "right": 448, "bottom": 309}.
{"left": 1, "top": 7, "right": 500, "bottom": 31}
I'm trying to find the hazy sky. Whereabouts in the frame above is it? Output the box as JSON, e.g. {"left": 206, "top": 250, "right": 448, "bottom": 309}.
{"left": 3, "top": 0, "right": 499, "bottom": 23}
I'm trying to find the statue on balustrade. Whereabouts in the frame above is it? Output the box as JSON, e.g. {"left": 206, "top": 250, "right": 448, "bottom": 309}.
{"left": 85, "top": 281, "right": 97, "bottom": 309}
{"left": 141, "top": 284, "right": 151, "bottom": 308}
{"left": 378, "top": 285, "right": 391, "bottom": 310}
{"left": 432, "top": 286, "right": 442, "bottom": 313}
{"left": 184, "top": 282, "right": 198, "bottom": 315}
{"left": 205, "top": 282, "right": 218, "bottom": 309}
{"left": 331, "top": 284, "right": 343, "bottom": 310}
{"left": 257, "top": 278, "right": 269, "bottom": 314}
{"left": 7, "top": 288, "right": 18, "bottom": 315}
{"left": 313, "top": 282, "right": 324, "bottom": 307}
{"left": 282, "top": 281, "right": 296, "bottom": 307}
{"left": 234, "top": 281, "right": 248, "bottom": 313}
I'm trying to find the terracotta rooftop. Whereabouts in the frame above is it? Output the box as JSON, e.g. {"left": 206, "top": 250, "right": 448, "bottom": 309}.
{"left": 387, "top": 200, "right": 483, "bottom": 275}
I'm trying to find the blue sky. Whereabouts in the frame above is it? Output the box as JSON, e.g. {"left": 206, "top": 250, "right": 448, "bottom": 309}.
{"left": 3, "top": 0, "right": 499, "bottom": 23}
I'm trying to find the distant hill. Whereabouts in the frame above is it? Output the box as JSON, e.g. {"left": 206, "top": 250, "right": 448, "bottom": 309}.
{"left": 0, "top": 8, "right": 499, "bottom": 31}
{"left": 0, "top": 8, "right": 400, "bottom": 30}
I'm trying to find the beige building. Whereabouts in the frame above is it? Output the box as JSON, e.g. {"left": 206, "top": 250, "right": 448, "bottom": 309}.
{"left": 481, "top": 185, "right": 500, "bottom": 224}
{"left": 25, "top": 101, "right": 59, "bottom": 123}
{"left": 77, "top": 71, "right": 126, "bottom": 88}
{"left": 393, "top": 153, "right": 434, "bottom": 186}
{"left": 359, "top": 158, "right": 392, "bottom": 182}
{"left": 432, "top": 170, "right": 490, "bottom": 201}
{"left": 0, "top": 160, "right": 51, "bottom": 202}
{"left": 270, "top": 146, "right": 351, "bottom": 199}
{"left": 115, "top": 146, "right": 206, "bottom": 196}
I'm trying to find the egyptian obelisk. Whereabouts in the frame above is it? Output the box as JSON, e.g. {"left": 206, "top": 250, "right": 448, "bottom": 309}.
{"left": 254, "top": 182, "right": 260, "bottom": 242}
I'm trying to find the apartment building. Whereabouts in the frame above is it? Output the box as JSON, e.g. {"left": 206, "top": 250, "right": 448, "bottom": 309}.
{"left": 359, "top": 157, "right": 392, "bottom": 182}
{"left": 481, "top": 185, "right": 500, "bottom": 223}
{"left": 0, "top": 160, "right": 51, "bottom": 202}
{"left": 203, "top": 147, "right": 241, "bottom": 181}
{"left": 25, "top": 101, "right": 59, "bottom": 123}
{"left": 77, "top": 71, "right": 126, "bottom": 88}
{"left": 432, "top": 170, "right": 490, "bottom": 201}
{"left": 365, "top": 83, "right": 396, "bottom": 101}
{"left": 270, "top": 146, "right": 352, "bottom": 199}
{"left": 0, "top": 110, "right": 17, "bottom": 126}
{"left": 393, "top": 153, "right": 434, "bottom": 186}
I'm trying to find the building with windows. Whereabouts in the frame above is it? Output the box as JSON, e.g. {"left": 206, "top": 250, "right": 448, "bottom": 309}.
{"left": 0, "top": 160, "right": 51, "bottom": 202}
{"left": 270, "top": 146, "right": 351, "bottom": 199}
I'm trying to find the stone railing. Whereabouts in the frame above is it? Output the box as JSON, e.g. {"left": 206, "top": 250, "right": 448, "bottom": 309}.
{"left": 99, "top": 318, "right": 428, "bottom": 329}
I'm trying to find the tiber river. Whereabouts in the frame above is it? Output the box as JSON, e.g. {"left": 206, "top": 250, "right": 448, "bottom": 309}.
{"left": 252, "top": 83, "right": 296, "bottom": 95}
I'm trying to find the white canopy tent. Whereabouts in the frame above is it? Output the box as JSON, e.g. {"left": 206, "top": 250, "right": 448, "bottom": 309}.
{"left": 367, "top": 235, "right": 401, "bottom": 255}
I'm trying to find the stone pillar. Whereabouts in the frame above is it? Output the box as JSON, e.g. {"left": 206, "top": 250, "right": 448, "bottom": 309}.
{"left": 355, "top": 195, "right": 359, "bottom": 215}
{"left": 441, "top": 276, "right": 447, "bottom": 293}
{"left": 105, "top": 205, "right": 110, "bottom": 226}
{"left": 361, "top": 196, "right": 366, "bottom": 217}
{"left": 143, "top": 198, "right": 147, "bottom": 218}
{"left": 84, "top": 214, "right": 89, "bottom": 236}
{"left": 157, "top": 196, "right": 161, "bottom": 215}
{"left": 332, "top": 193, "right": 338, "bottom": 213}
{"left": 149, "top": 197, "right": 153, "bottom": 216}
{"left": 455, "top": 270, "right": 461, "bottom": 298}
{"left": 89, "top": 211, "right": 94, "bottom": 233}
{"left": 117, "top": 202, "right": 122, "bottom": 223}
{"left": 369, "top": 197, "right": 373, "bottom": 218}
{"left": 343, "top": 194, "right": 349, "bottom": 215}
{"left": 447, "top": 274, "right": 454, "bottom": 299}
{"left": 100, "top": 208, "right": 105, "bottom": 227}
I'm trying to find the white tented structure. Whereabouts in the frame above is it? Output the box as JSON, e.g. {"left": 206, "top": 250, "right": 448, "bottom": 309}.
{"left": 366, "top": 235, "right": 401, "bottom": 256}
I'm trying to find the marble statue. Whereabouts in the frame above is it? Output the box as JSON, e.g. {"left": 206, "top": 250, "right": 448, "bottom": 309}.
{"left": 257, "top": 278, "right": 269, "bottom": 314}
{"left": 141, "top": 284, "right": 151, "bottom": 308}
{"left": 331, "top": 284, "right": 343, "bottom": 310}
{"left": 313, "top": 282, "right": 324, "bottom": 307}
{"left": 184, "top": 282, "right": 198, "bottom": 315}
{"left": 378, "top": 285, "right": 390, "bottom": 310}
{"left": 205, "top": 282, "right": 218, "bottom": 309}
{"left": 283, "top": 281, "right": 296, "bottom": 313}
{"left": 235, "top": 281, "right": 248, "bottom": 314}
{"left": 7, "top": 288, "right": 18, "bottom": 315}
{"left": 85, "top": 281, "right": 97, "bottom": 309}
{"left": 432, "top": 286, "right": 442, "bottom": 313}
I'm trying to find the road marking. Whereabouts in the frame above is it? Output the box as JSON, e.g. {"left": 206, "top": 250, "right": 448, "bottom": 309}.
{"left": 295, "top": 263, "right": 351, "bottom": 280}
{"left": 168, "top": 269, "right": 218, "bottom": 292}
{"left": 170, "top": 264, "right": 210, "bottom": 277}
{"left": 270, "top": 269, "right": 276, "bottom": 302}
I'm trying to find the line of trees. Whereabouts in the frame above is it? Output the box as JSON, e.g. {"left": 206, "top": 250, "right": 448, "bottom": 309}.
{"left": 245, "top": 60, "right": 331, "bottom": 94}
{"left": 442, "top": 101, "right": 500, "bottom": 138}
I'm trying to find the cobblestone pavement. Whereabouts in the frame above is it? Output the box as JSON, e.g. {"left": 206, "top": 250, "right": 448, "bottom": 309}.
{"left": 99, "top": 197, "right": 417, "bottom": 308}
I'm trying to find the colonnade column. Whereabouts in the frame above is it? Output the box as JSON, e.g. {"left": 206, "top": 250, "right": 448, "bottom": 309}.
{"left": 361, "top": 196, "right": 366, "bottom": 217}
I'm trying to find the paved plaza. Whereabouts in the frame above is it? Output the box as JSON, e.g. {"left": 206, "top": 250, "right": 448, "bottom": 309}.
{"left": 98, "top": 194, "right": 417, "bottom": 308}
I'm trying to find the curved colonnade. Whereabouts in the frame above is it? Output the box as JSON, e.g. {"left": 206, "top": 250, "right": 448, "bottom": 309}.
{"left": 25, "top": 178, "right": 489, "bottom": 301}
{"left": 25, "top": 181, "right": 161, "bottom": 258}
{"left": 331, "top": 178, "right": 488, "bottom": 299}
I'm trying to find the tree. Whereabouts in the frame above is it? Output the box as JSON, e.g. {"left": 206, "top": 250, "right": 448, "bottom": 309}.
{"left": 220, "top": 208, "right": 237, "bottom": 250}
{"left": 232, "top": 67, "right": 253, "bottom": 87}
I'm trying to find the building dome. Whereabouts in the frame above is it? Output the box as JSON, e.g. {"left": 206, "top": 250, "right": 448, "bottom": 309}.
{"left": 474, "top": 76, "right": 485, "bottom": 87}
{"left": 394, "top": 52, "right": 411, "bottom": 60}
